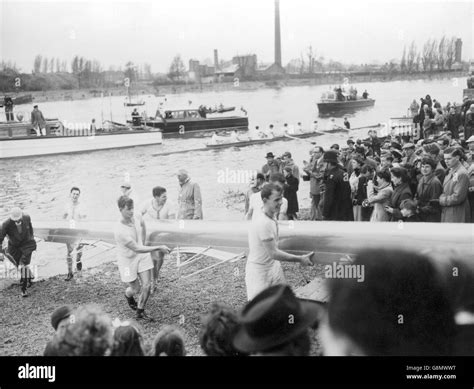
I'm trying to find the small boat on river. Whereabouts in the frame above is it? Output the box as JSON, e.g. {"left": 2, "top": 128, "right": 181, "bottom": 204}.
{"left": 128, "top": 106, "right": 248, "bottom": 136}
{"left": 317, "top": 87, "right": 375, "bottom": 115}
{"left": 0, "top": 119, "right": 162, "bottom": 159}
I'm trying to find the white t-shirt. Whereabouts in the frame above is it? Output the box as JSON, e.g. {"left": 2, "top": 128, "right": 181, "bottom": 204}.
{"left": 140, "top": 198, "right": 174, "bottom": 220}
{"left": 247, "top": 211, "right": 278, "bottom": 266}
{"left": 114, "top": 216, "right": 145, "bottom": 256}
{"left": 64, "top": 201, "right": 86, "bottom": 220}
{"left": 248, "top": 191, "right": 288, "bottom": 220}
{"left": 113, "top": 216, "right": 153, "bottom": 282}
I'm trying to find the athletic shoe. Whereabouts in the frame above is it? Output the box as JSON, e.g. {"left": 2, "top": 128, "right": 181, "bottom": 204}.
{"left": 65, "top": 272, "right": 74, "bottom": 281}
{"left": 125, "top": 294, "right": 138, "bottom": 311}
{"left": 21, "top": 285, "right": 28, "bottom": 297}
{"left": 136, "top": 309, "right": 155, "bottom": 322}
{"left": 76, "top": 261, "right": 82, "bottom": 271}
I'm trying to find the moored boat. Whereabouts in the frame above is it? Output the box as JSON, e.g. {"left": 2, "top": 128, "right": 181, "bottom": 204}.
{"left": 128, "top": 106, "right": 249, "bottom": 136}
{"left": 1, "top": 94, "right": 33, "bottom": 106}
{"left": 317, "top": 87, "right": 375, "bottom": 115}
{"left": 0, "top": 120, "right": 162, "bottom": 159}
{"left": 317, "top": 98, "right": 375, "bottom": 114}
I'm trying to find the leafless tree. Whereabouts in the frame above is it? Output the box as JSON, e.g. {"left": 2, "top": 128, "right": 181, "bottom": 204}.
{"left": 445, "top": 36, "right": 456, "bottom": 69}
{"left": 415, "top": 53, "right": 421, "bottom": 72}
{"left": 407, "top": 41, "right": 417, "bottom": 72}
{"left": 168, "top": 55, "right": 186, "bottom": 81}
{"left": 42, "top": 57, "right": 49, "bottom": 73}
{"left": 429, "top": 39, "right": 438, "bottom": 71}
{"left": 400, "top": 46, "right": 407, "bottom": 72}
{"left": 421, "top": 40, "right": 430, "bottom": 71}
{"left": 307, "top": 45, "right": 314, "bottom": 74}
{"left": 33, "top": 55, "right": 42, "bottom": 74}
{"left": 299, "top": 52, "right": 306, "bottom": 74}
{"left": 143, "top": 63, "right": 152, "bottom": 80}
{"left": 437, "top": 36, "right": 447, "bottom": 70}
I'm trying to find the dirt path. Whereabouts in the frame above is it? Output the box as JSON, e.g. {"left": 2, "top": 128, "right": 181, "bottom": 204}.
{"left": 1, "top": 245, "right": 324, "bottom": 356}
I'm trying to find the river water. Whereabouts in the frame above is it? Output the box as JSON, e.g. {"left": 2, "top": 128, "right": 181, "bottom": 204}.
{"left": 0, "top": 77, "right": 467, "bottom": 222}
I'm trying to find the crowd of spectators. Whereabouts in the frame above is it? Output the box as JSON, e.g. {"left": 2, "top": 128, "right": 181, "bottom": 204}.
{"left": 249, "top": 98, "right": 474, "bottom": 223}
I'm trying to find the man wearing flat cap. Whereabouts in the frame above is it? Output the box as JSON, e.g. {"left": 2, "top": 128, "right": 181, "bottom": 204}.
{"left": 401, "top": 143, "right": 417, "bottom": 166}
{"left": 177, "top": 169, "right": 202, "bottom": 220}
{"left": 321, "top": 151, "right": 354, "bottom": 221}
{"left": 0, "top": 207, "right": 37, "bottom": 297}
{"left": 44, "top": 305, "right": 74, "bottom": 355}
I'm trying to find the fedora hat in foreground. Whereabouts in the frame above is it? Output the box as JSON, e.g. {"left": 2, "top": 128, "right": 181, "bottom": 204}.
{"left": 233, "top": 285, "right": 325, "bottom": 353}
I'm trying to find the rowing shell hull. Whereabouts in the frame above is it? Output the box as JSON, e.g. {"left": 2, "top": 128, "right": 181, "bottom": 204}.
{"left": 34, "top": 220, "right": 473, "bottom": 260}
{"left": 33, "top": 220, "right": 474, "bottom": 307}
{"left": 206, "top": 132, "right": 324, "bottom": 149}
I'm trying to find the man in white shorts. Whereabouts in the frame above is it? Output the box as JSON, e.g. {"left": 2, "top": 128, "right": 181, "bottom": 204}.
{"left": 114, "top": 196, "right": 170, "bottom": 321}
{"left": 245, "top": 183, "right": 315, "bottom": 300}
{"left": 139, "top": 186, "right": 175, "bottom": 291}
{"left": 63, "top": 186, "right": 87, "bottom": 281}
{"left": 246, "top": 172, "right": 288, "bottom": 220}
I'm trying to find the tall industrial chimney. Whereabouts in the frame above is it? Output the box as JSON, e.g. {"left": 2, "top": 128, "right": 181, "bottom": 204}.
{"left": 274, "top": 0, "right": 282, "bottom": 67}
{"left": 214, "top": 49, "right": 219, "bottom": 71}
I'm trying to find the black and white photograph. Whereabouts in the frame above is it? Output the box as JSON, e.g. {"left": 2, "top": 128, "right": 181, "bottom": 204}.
{"left": 1, "top": 0, "right": 473, "bottom": 386}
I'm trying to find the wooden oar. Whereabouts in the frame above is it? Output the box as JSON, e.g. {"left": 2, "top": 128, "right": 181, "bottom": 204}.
{"left": 350, "top": 123, "right": 382, "bottom": 131}
{"left": 152, "top": 146, "right": 210, "bottom": 157}
{"left": 284, "top": 132, "right": 318, "bottom": 145}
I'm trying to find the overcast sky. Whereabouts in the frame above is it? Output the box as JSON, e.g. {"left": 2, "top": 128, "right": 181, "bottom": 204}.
{"left": 1, "top": 0, "right": 473, "bottom": 73}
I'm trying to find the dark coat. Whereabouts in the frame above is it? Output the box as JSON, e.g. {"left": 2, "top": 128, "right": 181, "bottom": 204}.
{"left": 322, "top": 166, "right": 354, "bottom": 221}
{"left": 389, "top": 182, "right": 412, "bottom": 221}
{"left": 439, "top": 163, "right": 471, "bottom": 223}
{"left": 465, "top": 112, "right": 474, "bottom": 139}
{"left": 416, "top": 173, "right": 443, "bottom": 222}
{"left": 284, "top": 174, "right": 299, "bottom": 215}
{"left": 0, "top": 214, "right": 36, "bottom": 248}
{"left": 447, "top": 113, "right": 462, "bottom": 138}
{"left": 435, "top": 160, "right": 447, "bottom": 185}
{"left": 355, "top": 175, "right": 372, "bottom": 221}
{"left": 0, "top": 214, "right": 37, "bottom": 266}
{"left": 261, "top": 160, "right": 281, "bottom": 181}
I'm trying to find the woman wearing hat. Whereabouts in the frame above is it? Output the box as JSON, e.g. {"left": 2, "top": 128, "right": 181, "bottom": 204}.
{"left": 385, "top": 167, "right": 413, "bottom": 221}
{"left": 414, "top": 157, "right": 443, "bottom": 222}
{"left": 366, "top": 169, "right": 393, "bottom": 222}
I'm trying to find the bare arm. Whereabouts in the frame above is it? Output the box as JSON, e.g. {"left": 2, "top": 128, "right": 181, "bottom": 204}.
{"left": 140, "top": 218, "right": 147, "bottom": 245}
{"left": 123, "top": 238, "right": 168, "bottom": 254}
{"left": 261, "top": 238, "right": 313, "bottom": 266}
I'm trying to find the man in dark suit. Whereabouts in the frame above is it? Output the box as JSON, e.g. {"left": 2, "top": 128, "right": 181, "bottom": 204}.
{"left": 321, "top": 151, "right": 354, "bottom": 221}
{"left": 0, "top": 207, "right": 37, "bottom": 297}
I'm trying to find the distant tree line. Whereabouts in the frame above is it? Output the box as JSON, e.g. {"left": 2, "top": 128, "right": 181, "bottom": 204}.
{"left": 0, "top": 56, "right": 154, "bottom": 92}
{"left": 400, "top": 36, "right": 458, "bottom": 73}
